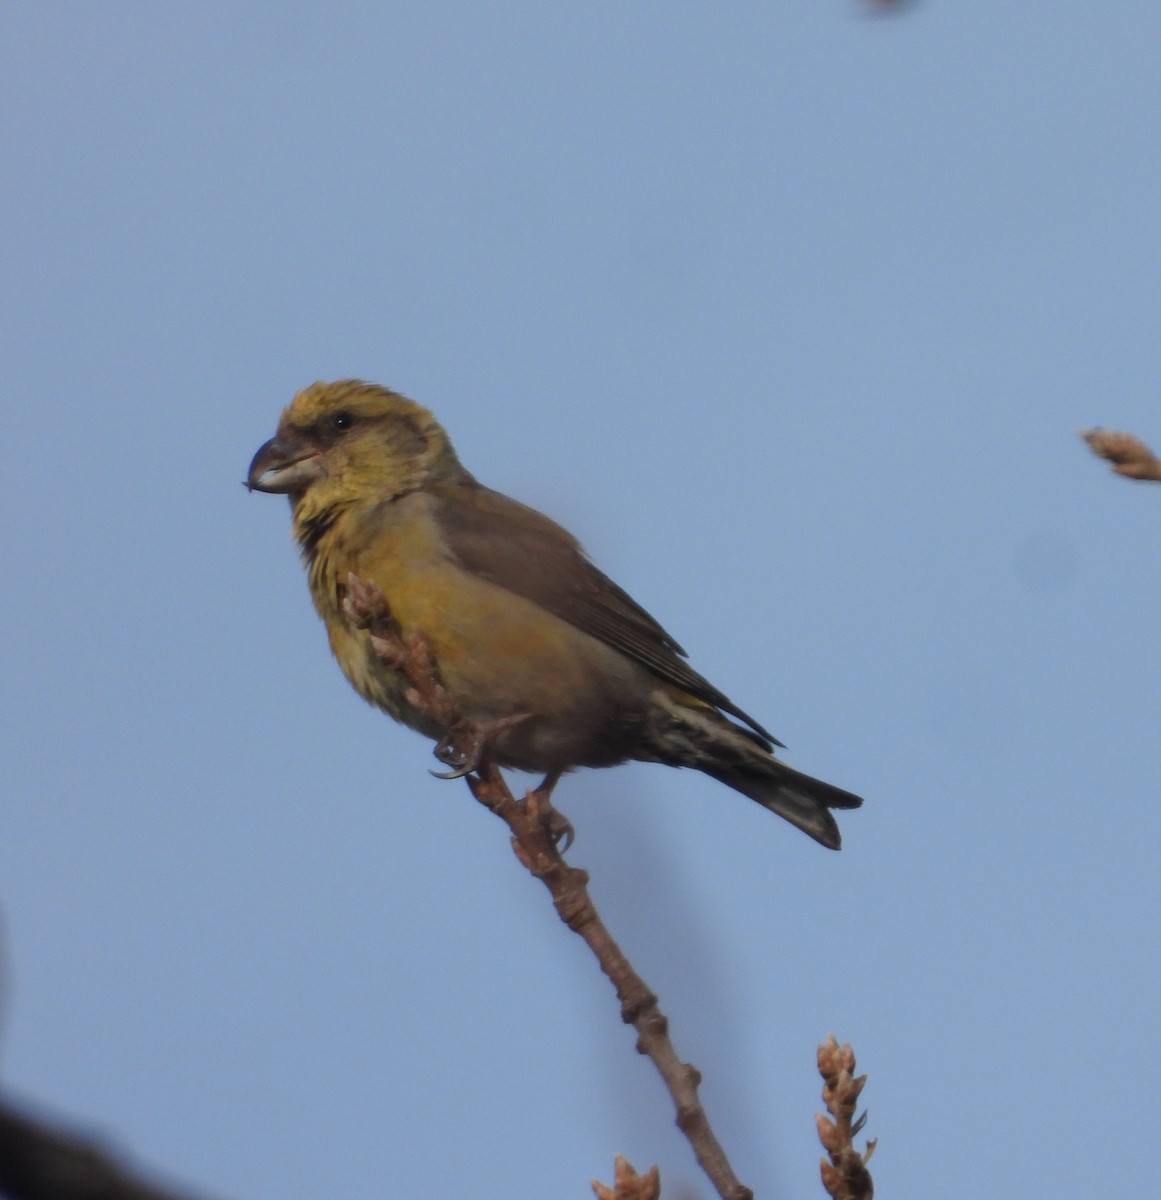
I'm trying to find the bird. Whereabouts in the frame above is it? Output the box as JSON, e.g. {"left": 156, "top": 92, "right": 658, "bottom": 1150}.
{"left": 247, "top": 379, "right": 862, "bottom": 848}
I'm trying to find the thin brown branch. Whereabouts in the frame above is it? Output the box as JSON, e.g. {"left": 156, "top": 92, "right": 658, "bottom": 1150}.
{"left": 344, "top": 574, "right": 754, "bottom": 1200}
{"left": 592, "top": 1155, "right": 662, "bottom": 1200}
{"left": 0, "top": 1094, "right": 216, "bottom": 1200}
{"left": 815, "top": 1036, "right": 875, "bottom": 1200}
{"left": 1080, "top": 427, "right": 1161, "bottom": 482}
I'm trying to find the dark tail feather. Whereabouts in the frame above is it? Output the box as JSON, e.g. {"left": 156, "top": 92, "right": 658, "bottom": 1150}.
{"left": 647, "top": 691, "right": 863, "bottom": 849}
{"left": 706, "top": 761, "right": 863, "bottom": 850}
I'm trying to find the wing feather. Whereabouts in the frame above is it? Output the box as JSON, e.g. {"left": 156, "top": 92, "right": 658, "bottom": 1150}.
{"left": 429, "top": 484, "right": 779, "bottom": 747}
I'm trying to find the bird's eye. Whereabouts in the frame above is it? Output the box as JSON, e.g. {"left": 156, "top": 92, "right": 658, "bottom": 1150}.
{"left": 332, "top": 411, "right": 355, "bottom": 432}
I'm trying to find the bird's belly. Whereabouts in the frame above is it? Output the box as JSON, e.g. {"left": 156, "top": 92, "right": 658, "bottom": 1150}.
{"left": 396, "top": 569, "right": 651, "bottom": 773}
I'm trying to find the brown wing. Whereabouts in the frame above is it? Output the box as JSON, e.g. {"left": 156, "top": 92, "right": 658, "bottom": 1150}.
{"left": 429, "top": 483, "right": 780, "bottom": 747}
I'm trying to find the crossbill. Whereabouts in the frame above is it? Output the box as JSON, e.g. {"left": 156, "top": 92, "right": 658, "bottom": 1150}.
{"left": 247, "top": 380, "right": 862, "bottom": 848}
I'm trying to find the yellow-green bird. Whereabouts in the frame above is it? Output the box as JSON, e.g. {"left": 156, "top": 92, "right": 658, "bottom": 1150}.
{"left": 248, "top": 380, "right": 862, "bottom": 848}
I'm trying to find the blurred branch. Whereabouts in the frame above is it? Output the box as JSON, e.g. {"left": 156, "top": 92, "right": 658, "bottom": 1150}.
{"left": 858, "top": 0, "right": 920, "bottom": 16}
{"left": 815, "top": 1036, "right": 875, "bottom": 1200}
{"left": 344, "top": 574, "right": 754, "bottom": 1200}
{"left": 0, "top": 1095, "right": 215, "bottom": 1200}
{"left": 1080, "top": 428, "right": 1161, "bottom": 482}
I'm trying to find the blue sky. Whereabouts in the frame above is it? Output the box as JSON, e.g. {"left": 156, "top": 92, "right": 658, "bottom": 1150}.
{"left": 3, "top": 4, "right": 1160, "bottom": 1197}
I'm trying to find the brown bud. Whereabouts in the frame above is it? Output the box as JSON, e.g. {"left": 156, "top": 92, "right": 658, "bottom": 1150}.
{"left": 592, "top": 1155, "right": 662, "bottom": 1200}
{"left": 816, "top": 1113, "right": 843, "bottom": 1155}
{"left": 820, "top": 1159, "right": 842, "bottom": 1197}
{"left": 1080, "top": 427, "right": 1161, "bottom": 481}
{"left": 818, "top": 1034, "right": 841, "bottom": 1078}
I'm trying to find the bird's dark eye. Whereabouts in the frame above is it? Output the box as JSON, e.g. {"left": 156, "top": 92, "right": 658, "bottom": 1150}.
{"left": 332, "top": 411, "right": 355, "bottom": 432}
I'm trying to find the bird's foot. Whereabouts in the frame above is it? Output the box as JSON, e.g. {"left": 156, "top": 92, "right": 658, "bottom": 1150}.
{"left": 429, "top": 712, "right": 533, "bottom": 780}
{"left": 524, "top": 771, "right": 572, "bottom": 851}
{"left": 541, "top": 806, "right": 575, "bottom": 853}
{"left": 430, "top": 730, "right": 481, "bottom": 779}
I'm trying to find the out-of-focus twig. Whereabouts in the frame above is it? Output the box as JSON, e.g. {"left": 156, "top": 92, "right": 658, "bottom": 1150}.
{"left": 592, "top": 1155, "right": 662, "bottom": 1200}
{"left": 1080, "top": 428, "right": 1161, "bottom": 482}
{"left": 0, "top": 1094, "right": 215, "bottom": 1200}
{"left": 816, "top": 1036, "right": 875, "bottom": 1200}
{"left": 344, "top": 574, "right": 754, "bottom": 1200}
{"left": 862, "top": 0, "right": 918, "bottom": 14}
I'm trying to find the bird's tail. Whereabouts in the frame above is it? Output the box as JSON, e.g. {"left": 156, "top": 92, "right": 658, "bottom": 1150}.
{"left": 647, "top": 691, "right": 862, "bottom": 850}
{"left": 704, "top": 759, "right": 862, "bottom": 850}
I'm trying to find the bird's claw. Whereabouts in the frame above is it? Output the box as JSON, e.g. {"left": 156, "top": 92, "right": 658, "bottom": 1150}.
{"left": 429, "top": 712, "right": 533, "bottom": 781}
{"left": 429, "top": 763, "right": 476, "bottom": 780}
{"left": 430, "top": 731, "right": 482, "bottom": 779}
{"left": 544, "top": 807, "right": 575, "bottom": 853}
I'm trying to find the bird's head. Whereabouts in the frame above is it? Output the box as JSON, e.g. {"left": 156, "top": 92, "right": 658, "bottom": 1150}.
{"left": 247, "top": 380, "right": 470, "bottom": 521}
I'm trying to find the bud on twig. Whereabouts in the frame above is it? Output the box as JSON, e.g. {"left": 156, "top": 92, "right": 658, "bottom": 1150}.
{"left": 815, "top": 1035, "right": 875, "bottom": 1200}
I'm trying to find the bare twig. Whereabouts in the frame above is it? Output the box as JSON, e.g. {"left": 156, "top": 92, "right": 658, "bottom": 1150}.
{"left": 1080, "top": 427, "right": 1161, "bottom": 482}
{"left": 592, "top": 1155, "right": 662, "bottom": 1200}
{"left": 344, "top": 574, "right": 754, "bottom": 1200}
{"left": 0, "top": 1094, "right": 216, "bottom": 1200}
{"left": 815, "top": 1036, "right": 875, "bottom": 1200}
{"left": 468, "top": 764, "right": 749, "bottom": 1200}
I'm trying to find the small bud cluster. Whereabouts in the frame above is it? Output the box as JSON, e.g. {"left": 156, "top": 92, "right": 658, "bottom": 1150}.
{"left": 816, "top": 1035, "right": 875, "bottom": 1200}
{"left": 592, "top": 1154, "right": 662, "bottom": 1200}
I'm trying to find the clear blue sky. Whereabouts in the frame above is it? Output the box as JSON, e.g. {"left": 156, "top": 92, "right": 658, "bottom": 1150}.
{"left": 3, "top": 4, "right": 1160, "bottom": 1198}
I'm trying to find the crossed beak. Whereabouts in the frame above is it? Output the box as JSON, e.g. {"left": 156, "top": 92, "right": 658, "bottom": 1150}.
{"left": 246, "top": 436, "right": 324, "bottom": 495}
